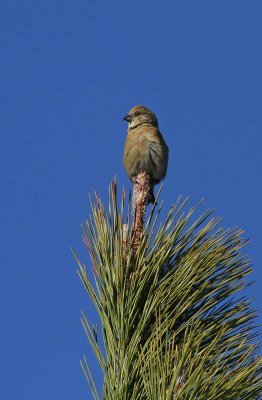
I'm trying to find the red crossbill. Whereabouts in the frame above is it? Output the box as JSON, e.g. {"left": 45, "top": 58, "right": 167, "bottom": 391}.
{"left": 123, "top": 105, "right": 169, "bottom": 203}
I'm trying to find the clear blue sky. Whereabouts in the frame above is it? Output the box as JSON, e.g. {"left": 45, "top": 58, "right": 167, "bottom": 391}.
{"left": 1, "top": 1, "right": 262, "bottom": 399}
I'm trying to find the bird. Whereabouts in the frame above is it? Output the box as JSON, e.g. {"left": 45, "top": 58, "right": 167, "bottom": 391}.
{"left": 123, "top": 105, "right": 169, "bottom": 203}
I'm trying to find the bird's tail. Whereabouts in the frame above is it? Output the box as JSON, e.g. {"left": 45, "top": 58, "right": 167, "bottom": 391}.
{"left": 148, "top": 185, "right": 156, "bottom": 204}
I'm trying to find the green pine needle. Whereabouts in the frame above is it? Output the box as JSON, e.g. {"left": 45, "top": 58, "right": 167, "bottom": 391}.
{"left": 72, "top": 182, "right": 262, "bottom": 400}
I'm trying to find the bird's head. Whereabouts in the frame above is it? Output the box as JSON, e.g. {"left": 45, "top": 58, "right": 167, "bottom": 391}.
{"left": 123, "top": 105, "right": 158, "bottom": 129}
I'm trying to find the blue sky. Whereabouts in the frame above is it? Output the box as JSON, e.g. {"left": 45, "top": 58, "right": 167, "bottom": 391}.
{"left": 1, "top": 1, "right": 262, "bottom": 399}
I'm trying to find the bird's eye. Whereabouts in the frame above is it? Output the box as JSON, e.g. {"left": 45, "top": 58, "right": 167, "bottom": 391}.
{"left": 134, "top": 111, "right": 141, "bottom": 117}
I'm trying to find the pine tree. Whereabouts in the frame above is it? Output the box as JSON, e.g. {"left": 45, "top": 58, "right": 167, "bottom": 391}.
{"left": 73, "top": 176, "right": 262, "bottom": 400}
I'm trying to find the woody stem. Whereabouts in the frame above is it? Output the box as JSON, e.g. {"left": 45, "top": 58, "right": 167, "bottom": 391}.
{"left": 131, "top": 171, "right": 150, "bottom": 258}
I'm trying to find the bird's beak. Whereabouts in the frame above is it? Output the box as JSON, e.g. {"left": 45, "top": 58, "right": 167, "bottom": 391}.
{"left": 122, "top": 115, "right": 132, "bottom": 122}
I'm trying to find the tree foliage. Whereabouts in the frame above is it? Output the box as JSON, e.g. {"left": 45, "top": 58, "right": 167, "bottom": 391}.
{"left": 72, "top": 183, "right": 262, "bottom": 399}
